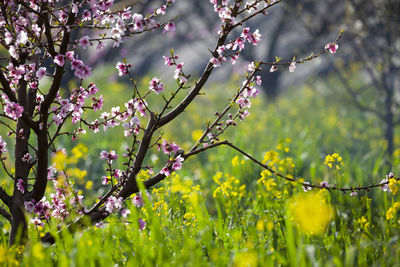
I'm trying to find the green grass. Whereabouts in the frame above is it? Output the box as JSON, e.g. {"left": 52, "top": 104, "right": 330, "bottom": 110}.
{"left": 1, "top": 69, "right": 400, "bottom": 266}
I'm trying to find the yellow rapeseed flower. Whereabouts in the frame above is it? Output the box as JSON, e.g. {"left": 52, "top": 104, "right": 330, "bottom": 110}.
{"left": 232, "top": 155, "right": 240, "bottom": 167}
{"left": 289, "top": 192, "right": 334, "bottom": 235}
{"left": 388, "top": 179, "right": 399, "bottom": 195}
{"left": 52, "top": 150, "right": 67, "bottom": 171}
{"left": 324, "top": 153, "right": 344, "bottom": 170}
{"left": 32, "top": 243, "right": 45, "bottom": 260}
{"left": 233, "top": 250, "right": 258, "bottom": 267}
{"left": 357, "top": 216, "right": 370, "bottom": 229}
{"left": 191, "top": 129, "right": 203, "bottom": 142}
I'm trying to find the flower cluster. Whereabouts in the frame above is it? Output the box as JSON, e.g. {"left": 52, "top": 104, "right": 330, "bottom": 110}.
{"left": 211, "top": 27, "right": 262, "bottom": 68}
{"left": 2, "top": 95, "right": 24, "bottom": 120}
{"left": 105, "top": 196, "right": 123, "bottom": 213}
{"left": 386, "top": 202, "right": 400, "bottom": 220}
{"left": 324, "top": 153, "right": 344, "bottom": 170}
{"left": 149, "top": 77, "right": 165, "bottom": 94}
{"left": 160, "top": 155, "right": 184, "bottom": 177}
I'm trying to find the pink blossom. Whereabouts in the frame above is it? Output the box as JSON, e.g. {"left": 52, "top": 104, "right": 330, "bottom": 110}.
{"left": 105, "top": 196, "right": 123, "bottom": 213}
{"left": 17, "top": 179, "right": 25, "bottom": 193}
{"left": 289, "top": 62, "right": 296, "bottom": 73}
{"left": 102, "top": 176, "right": 110, "bottom": 185}
{"left": 54, "top": 54, "right": 65, "bottom": 67}
{"left": 98, "top": 0, "right": 114, "bottom": 11}
{"left": 138, "top": 218, "right": 146, "bottom": 230}
{"left": 121, "top": 209, "right": 131, "bottom": 218}
{"left": 5, "top": 30, "right": 12, "bottom": 45}
{"left": 149, "top": 77, "right": 165, "bottom": 94}
{"left": 350, "top": 191, "right": 358, "bottom": 196}
{"left": 36, "top": 67, "right": 47, "bottom": 79}
{"left": 163, "top": 22, "right": 175, "bottom": 33}
{"left": 171, "top": 155, "right": 184, "bottom": 171}
{"left": 236, "top": 97, "right": 251, "bottom": 108}
{"left": 134, "top": 98, "right": 147, "bottom": 116}
{"left": 158, "top": 139, "right": 181, "bottom": 155}
{"left": 132, "top": 194, "right": 144, "bottom": 207}
{"left": 255, "top": 76, "right": 262, "bottom": 85}
{"left": 269, "top": 65, "right": 278, "bottom": 72}
{"left": 100, "top": 150, "right": 118, "bottom": 163}
{"left": 302, "top": 182, "right": 312, "bottom": 192}
{"left": 248, "top": 61, "right": 256, "bottom": 72}
{"left": 30, "top": 217, "right": 44, "bottom": 228}
{"left": 24, "top": 200, "right": 35, "bottom": 213}
{"left": 233, "top": 37, "right": 245, "bottom": 51}
{"left": 79, "top": 35, "right": 91, "bottom": 49}
{"left": 231, "top": 53, "right": 239, "bottom": 65}
{"left": 92, "top": 95, "right": 104, "bottom": 111}
{"left": 210, "top": 57, "right": 222, "bottom": 68}
{"left": 251, "top": 29, "right": 262, "bottom": 45}
{"left": 380, "top": 178, "right": 389, "bottom": 191}
{"left": 95, "top": 221, "right": 105, "bottom": 228}
{"left": 320, "top": 181, "right": 330, "bottom": 188}
{"left": 160, "top": 167, "right": 171, "bottom": 177}
{"left": 65, "top": 51, "right": 75, "bottom": 61}
{"left": 4, "top": 101, "right": 24, "bottom": 120}
{"left": 116, "top": 61, "right": 131, "bottom": 76}
{"left": 156, "top": 5, "right": 167, "bottom": 15}
{"left": 9, "top": 45, "right": 19, "bottom": 60}
{"left": 22, "top": 153, "right": 32, "bottom": 162}
{"left": 325, "top": 43, "right": 338, "bottom": 54}
{"left": 163, "top": 55, "right": 177, "bottom": 66}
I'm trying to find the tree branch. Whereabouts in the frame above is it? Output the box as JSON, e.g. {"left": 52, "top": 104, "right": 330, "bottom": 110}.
{"left": 157, "top": 4, "right": 241, "bottom": 127}
{"left": 0, "top": 186, "right": 11, "bottom": 208}
{"left": 0, "top": 206, "right": 11, "bottom": 222}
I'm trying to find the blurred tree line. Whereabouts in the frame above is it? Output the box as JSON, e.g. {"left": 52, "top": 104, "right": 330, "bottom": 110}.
{"left": 3, "top": 0, "right": 398, "bottom": 161}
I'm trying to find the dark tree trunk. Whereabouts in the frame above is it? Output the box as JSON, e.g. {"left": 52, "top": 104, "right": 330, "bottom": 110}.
{"left": 9, "top": 200, "right": 27, "bottom": 246}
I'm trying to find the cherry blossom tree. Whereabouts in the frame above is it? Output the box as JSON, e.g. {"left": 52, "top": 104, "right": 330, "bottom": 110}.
{"left": 0, "top": 0, "right": 344, "bottom": 246}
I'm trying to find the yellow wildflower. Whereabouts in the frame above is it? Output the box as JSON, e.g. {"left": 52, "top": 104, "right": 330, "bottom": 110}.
{"left": 357, "top": 216, "right": 370, "bottom": 229}
{"left": 388, "top": 179, "right": 399, "bottom": 195}
{"left": 324, "top": 153, "right": 344, "bottom": 170}
{"left": 289, "top": 192, "right": 334, "bottom": 235}
{"left": 191, "top": 129, "right": 203, "bottom": 142}
{"left": 232, "top": 155, "right": 240, "bottom": 167}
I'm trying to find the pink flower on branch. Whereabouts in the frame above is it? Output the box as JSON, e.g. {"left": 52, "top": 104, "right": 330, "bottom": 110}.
{"left": 100, "top": 150, "right": 118, "bottom": 163}
{"left": 325, "top": 42, "right": 339, "bottom": 54}
{"left": 132, "top": 194, "right": 144, "bottom": 207}
{"left": 289, "top": 62, "right": 296, "bottom": 72}
{"left": 36, "top": 67, "right": 47, "bottom": 79}
{"left": 162, "top": 22, "right": 175, "bottom": 33}
{"left": 17, "top": 179, "right": 25, "bottom": 193}
{"left": 79, "top": 35, "right": 91, "bottom": 49}
{"left": 54, "top": 54, "right": 65, "bottom": 67}
{"left": 116, "top": 61, "right": 131, "bottom": 76}
{"left": 149, "top": 77, "right": 165, "bottom": 94}
{"left": 4, "top": 101, "right": 24, "bottom": 120}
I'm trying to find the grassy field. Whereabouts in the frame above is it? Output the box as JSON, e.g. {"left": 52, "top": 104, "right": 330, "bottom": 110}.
{"left": 1, "top": 70, "right": 400, "bottom": 266}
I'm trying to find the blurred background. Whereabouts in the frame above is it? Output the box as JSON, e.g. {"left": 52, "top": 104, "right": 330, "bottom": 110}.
{"left": 1, "top": 0, "right": 400, "bottom": 201}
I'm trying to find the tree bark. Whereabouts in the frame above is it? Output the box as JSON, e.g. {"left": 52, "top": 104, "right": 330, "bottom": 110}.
{"left": 9, "top": 200, "right": 27, "bottom": 246}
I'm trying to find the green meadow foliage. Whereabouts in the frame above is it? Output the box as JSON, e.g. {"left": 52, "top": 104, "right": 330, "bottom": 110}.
{"left": 2, "top": 80, "right": 400, "bottom": 266}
